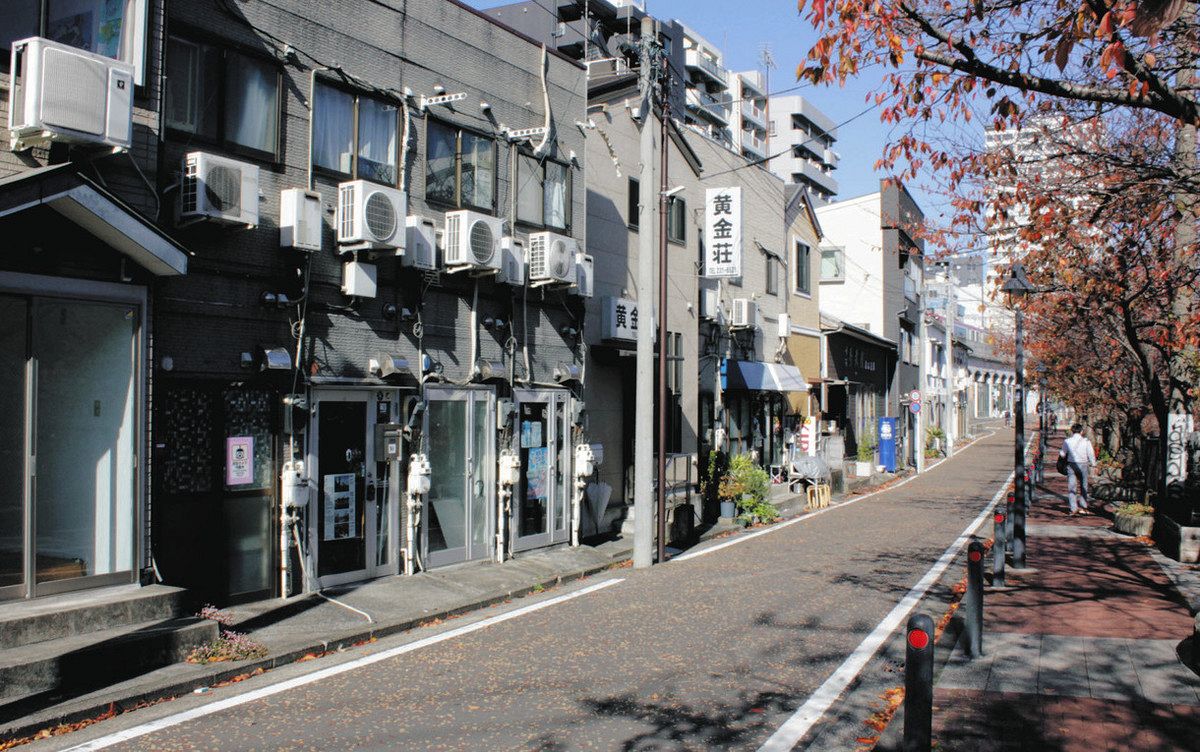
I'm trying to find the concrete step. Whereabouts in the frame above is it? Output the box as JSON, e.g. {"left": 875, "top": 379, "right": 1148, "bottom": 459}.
{"left": 0, "top": 585, "right": 188, "bottom": 651}
{"left": 0, "top": 616, "right": 218, "bottom": 707}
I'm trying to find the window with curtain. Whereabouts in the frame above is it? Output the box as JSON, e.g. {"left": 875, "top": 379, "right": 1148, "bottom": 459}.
{"left": 517, "top": 154, "right": 571, "bottom": 231}
{"left": 165, "top": 35, "right": 281, "bottom": 158}
{"left": 793, "top": 239, "right": 811, "bottom": 295}
{"left": 667, "top": 196, "right": 686, "bottom": 244}
{"left": 766, "top": 255, "right": 778, "bottom": 296}
{"left": 425, "top": 121, "right": 496, "bottom": 211}
{"left": 312, "top": 81, "right": 398, "bottom": 184}
{"left": 5, "top": 0, "right": 150, "bottom": 83}
{"left": 821, "top": 246, "right": 845, "bottom": 281}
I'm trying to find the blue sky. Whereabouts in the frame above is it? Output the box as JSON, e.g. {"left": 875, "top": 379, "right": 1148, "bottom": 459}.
{"left": 471, "top": 0, "right": 910, "bottom": 205}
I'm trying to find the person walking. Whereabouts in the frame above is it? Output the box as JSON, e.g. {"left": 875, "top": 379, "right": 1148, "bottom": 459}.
{"left": 1060, "top": 423, "right": 1096, "bottom": 515}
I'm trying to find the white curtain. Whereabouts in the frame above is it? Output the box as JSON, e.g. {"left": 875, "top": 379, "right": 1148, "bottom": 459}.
{"left": 313, "top": 83, "right": 354, "bottom": 173}
{"left": 225, "top": 53, "right": 279, "bottom": 154}
{"left": 544, "top": 161, "right": 568, "bottom": 229}
{"left": 357, "top": 97, "right": 398, "bottom": 184}
{"left": 460, "top": 132, "right": 494, "bottom": 209}
{"left": 517, "top": 154, "right": 543, "bottom": 225}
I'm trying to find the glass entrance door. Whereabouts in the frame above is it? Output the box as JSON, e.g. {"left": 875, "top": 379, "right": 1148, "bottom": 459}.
{"left": 423, "top": 388, "right": 494, "bottom": 568}
{"left": 0, "top": 292, "right": 141, "bottom": 601}
{"left": 512, "top": 389, "right": 571, "bottom": 552}
{"left": 310, "top": 389, "right": 400, "bottom": 589}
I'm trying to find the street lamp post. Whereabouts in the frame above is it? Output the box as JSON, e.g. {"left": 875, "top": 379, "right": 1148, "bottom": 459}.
{"left": 1037, "top": 363, "right": 1048, "bottom": 482}
{"left": 1002, "top": 263, "right": 1035, "bottom": 569}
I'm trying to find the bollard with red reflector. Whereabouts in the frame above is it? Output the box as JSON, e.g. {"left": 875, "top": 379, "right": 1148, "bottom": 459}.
{"left": 993, "top": 506, "right": 1007, "bottom": 588}
{"left": 904, "top": 613, "right": 935, "bottom": 752}
{"left": 965, "top": 541, "right": 985, "bottom": 658}
{"left": 1004, "top": 491, "right": 1015, "bottom": 555}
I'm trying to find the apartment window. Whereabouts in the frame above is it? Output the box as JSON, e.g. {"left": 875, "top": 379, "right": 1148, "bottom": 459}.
{"left": 517, "top": 153, "right": 571, "bottom": 231}
{"left": 628, "top": 177, "right": 640, "bottom": 229}
{"left": 765, "top": 255, "right": 779, "bottom": 296}
{"left": 821, "top": 247, "right": 845, "bottom": 281}
{"left": 425, "top": 120, "right": 496, "bottom": 210}
{"left": 4, "top": 0, "right": 149, "bottom": 83}
{"left": 165, "top": 37, "right": 282, "bottom": 158}
{"left": 667, "top": 196, "right": 686, "bottom": 244}
{"left": 793, "top": 239, "right": 811, "bottom": 295}
{"left": 312, "top": 81, "right": 400, "bottom": 185}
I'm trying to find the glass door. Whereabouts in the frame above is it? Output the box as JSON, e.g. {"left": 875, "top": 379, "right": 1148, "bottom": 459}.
{"left": 513, "top": 390, "right": 571, "bottom": 552}
{"left": 0, "top": 293, "right": 141, "bottom": 601}
{"left": 423, "top": 388, "right": 494, "bottom": 568}
{"left": 309, "top": 389, "right": 398, "bottom": 589}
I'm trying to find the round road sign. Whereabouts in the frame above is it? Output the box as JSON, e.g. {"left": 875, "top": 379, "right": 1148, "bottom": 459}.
{"left": 909, "top": 401, "right": 921, "bottom": 414}
{"left": 909, "top": 389, "right": 921, "bottom": 403}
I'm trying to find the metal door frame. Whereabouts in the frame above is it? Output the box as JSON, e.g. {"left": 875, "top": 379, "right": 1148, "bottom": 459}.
{"left": 511, "top": 388, "right": 571, "bottom": 552}
{"left": 306, "top": 387, "right": 402, "bottom": 590}
{"left": 421, "top": 386, "right": 495, "bottom": 568}
{"left": 0, "top": 273, "right": 146, "bottom": 601}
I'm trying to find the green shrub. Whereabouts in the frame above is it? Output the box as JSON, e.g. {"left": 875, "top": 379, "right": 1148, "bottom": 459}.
{"left": 856, "top": 427, "right": 876, "bottom": 463}
{"left": 725, "top": 453, "right": 778, "bottom": 524}
{"left": 1115, "top": 502, "right": 1155, "bottom": 517}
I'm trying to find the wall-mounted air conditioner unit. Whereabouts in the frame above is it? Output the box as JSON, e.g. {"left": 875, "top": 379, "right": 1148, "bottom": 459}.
{"left": 498, "top": 237, "right": 525, "bottom": 286}
{"left": 699, "top": 288, "right": 720, "bottom": 321}
{"left": 337, "top": 180, "right": 406, "bottom": 252}
{"left": 280, "top": 189, "right": 322, "bottom": 251}
{"left": 571, "top": 252, "right": 593, "bottom": 298}
{"left": 403, "top": 216, "right": 437, "bottom": 270}
{"left": 443, "top": 210, "right": 504, "bottom": 273}
{"left": 180, "top": 152, "right": 260, "bottom": 227}
{"left": 731, "top": 298, "right": 757, "bottom": 329}
{"left": 8, "top": 37, "right": 134, "bottom": 151}
{"left": 528, "top": 231, "right": 578, "bottom": 285}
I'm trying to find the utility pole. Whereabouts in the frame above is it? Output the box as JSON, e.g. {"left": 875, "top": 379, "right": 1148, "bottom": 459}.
{"left": 943, "top": 268, "right": 956, "bottom": 457}
{"left": 656, "top": 53, "right": 670, "bottom": 565}
{"left": 633, "top": 16, "right": 656, "bottom": 569}
{"left": 915, "top": 264, "right": 927, "bottom": 474}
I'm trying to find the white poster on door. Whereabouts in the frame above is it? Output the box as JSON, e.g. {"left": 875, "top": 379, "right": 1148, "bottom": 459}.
{"left": 323, "top": 473, "right": 357, "bottom": 541}
{"left": 225, "top": 436, "right": 254, "bottom": 486}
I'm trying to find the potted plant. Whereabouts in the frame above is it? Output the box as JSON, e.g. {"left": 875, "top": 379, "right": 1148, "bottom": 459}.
{"left": 1113, "top": 501, "right": 1155, "bottom": 537}
{"left": 726, "top": 453, "right": 778, "bottom": 526}
{"left": 855, "top": 428, "right": 876, "bottom": 478}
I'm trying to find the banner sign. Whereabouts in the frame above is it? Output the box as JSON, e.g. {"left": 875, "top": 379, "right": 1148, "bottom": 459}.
{"left": 704, "top": 187, "right": 743, "bottom": 278}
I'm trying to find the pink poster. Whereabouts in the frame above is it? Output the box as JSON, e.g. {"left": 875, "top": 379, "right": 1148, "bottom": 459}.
{"left": 226, "top": 436, "right": 254, "bottom": 486}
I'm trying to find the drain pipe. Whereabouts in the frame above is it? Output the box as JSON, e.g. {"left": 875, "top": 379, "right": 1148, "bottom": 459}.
{"left": 290, "top": 525, "right": 373, "bottom": 623}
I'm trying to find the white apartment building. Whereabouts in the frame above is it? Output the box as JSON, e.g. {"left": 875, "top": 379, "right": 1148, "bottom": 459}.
{"left": 768, "top": 94, "right": 839, "bottom": 204}
{"left": 730, "top": 70, "right": 769, "bottom": 163}
{"left": 679, "top": 22, "right": 733, "bottom": 146}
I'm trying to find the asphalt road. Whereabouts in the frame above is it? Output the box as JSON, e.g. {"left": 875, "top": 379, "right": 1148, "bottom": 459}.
{"left": 49, "top": 430, "right": 1013, "bottom": 752}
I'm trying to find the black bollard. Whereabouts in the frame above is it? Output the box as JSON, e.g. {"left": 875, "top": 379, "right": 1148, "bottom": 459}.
{"left": 1004, "top": 491, "right": 1015, "bottom": 555}
{"left": 904, "top": 613, "right": 935, "bottom": 752}
{"left": 993, "top": 506, "right": 1007, "bottom": 588}
{"left": 965, "top": 541, "right": 984, "bottom": 658}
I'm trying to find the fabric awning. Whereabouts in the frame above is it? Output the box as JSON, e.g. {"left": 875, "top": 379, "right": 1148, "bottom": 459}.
{"left": 727, "top": 361, "right": 810, "bottom": 392}
{"left": 0, "top": 164, "right": 190, "bottom": 276}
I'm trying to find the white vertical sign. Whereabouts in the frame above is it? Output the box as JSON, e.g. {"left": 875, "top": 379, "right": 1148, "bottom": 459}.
{"left": 704, "top": 187, "right": 742, "bottom": 278}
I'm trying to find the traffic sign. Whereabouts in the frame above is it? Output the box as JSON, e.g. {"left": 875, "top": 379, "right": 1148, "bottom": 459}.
{"left": 909, "top": 389, "right": 921, "bottom": 403}
{"left": 909, "top": 401, "right": 921, "bottom": 414}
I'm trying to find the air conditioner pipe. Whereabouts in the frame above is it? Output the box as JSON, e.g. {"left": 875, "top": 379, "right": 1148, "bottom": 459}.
{"left": 533, "top": 45, "right": 552, "bottom": 157}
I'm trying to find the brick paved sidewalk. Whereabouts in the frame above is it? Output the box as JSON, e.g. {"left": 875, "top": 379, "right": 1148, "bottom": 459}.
{"left": 923, "top": 430, "right": 1200, "bottom": 751}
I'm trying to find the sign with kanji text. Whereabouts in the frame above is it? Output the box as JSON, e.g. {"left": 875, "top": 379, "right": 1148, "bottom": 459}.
{"left": 703, "top": 187, "right": 742, "bottom": 278}
{"left": 601, "top": 296, "right": 642, "bottom": 343}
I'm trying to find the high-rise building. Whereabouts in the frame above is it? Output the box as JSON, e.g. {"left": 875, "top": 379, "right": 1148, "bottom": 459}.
{"left": 767, "top": 94, "right": 840, "bottom": 204}
{"left": 730, "top": 70, "right": 769, "bottom": 163}
{"left": 677, "top": 22, "right": 733, "bottom": 146}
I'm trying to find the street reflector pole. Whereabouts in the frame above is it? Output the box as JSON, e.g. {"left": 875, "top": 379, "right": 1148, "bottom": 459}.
{"left": 965, "top": 541, "right": 984, "bottom": 658}
{"left": 993, "top": 507, "right": 1007, "bottom": 588}
{"left": 904, "top": 613, "right": 935, "bottom": 752}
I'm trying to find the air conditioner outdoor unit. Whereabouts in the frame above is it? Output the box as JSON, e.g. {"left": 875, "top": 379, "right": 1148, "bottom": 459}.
{"left": 8, "top": 37, "right": 134, "bottom": 151}
{"left": 337, "top": 180, "right": 406, "bottom": 252}
{"left": 180, "top": 152, "right": 260, "bottom": 227}
{"left": 571, "top": 252, "right": 593, "bottom": 298}
{"left": 731, "top": 298, "right": 757, "bottom": 329}
{"left": 528, "top": 231, "right": 578, "bottom": 284}
{"left": 403, "top": 216, "right": 438, "bottom": 270}
{"left": 280, "top": 189, "right": 322, "bottom": 251}
{"left": 443, "top": 210, "right": 504, "bottom": 273}
{"left": 341, "top": 260, "right": 378, "bottom": 299}
{"left": 498, "top": 237, "right": 526, "bottom": 286}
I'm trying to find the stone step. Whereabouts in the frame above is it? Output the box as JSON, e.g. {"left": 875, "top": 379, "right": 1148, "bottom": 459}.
{"left": 0, "top": 585, "right": 188, "bottom": 651}
{"left": 0, "top": 616, "right": 218, "bottom": 707}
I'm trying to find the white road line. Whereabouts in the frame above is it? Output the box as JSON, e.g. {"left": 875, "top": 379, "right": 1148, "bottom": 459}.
{"left": 672, "top": 431, "right": 997, "bottom": 564}
{"left": 756, "top": 473, "right": 1013, "bottom": 752}
{"left": 64, "top": 578, "right": 625, "bottom": 752}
